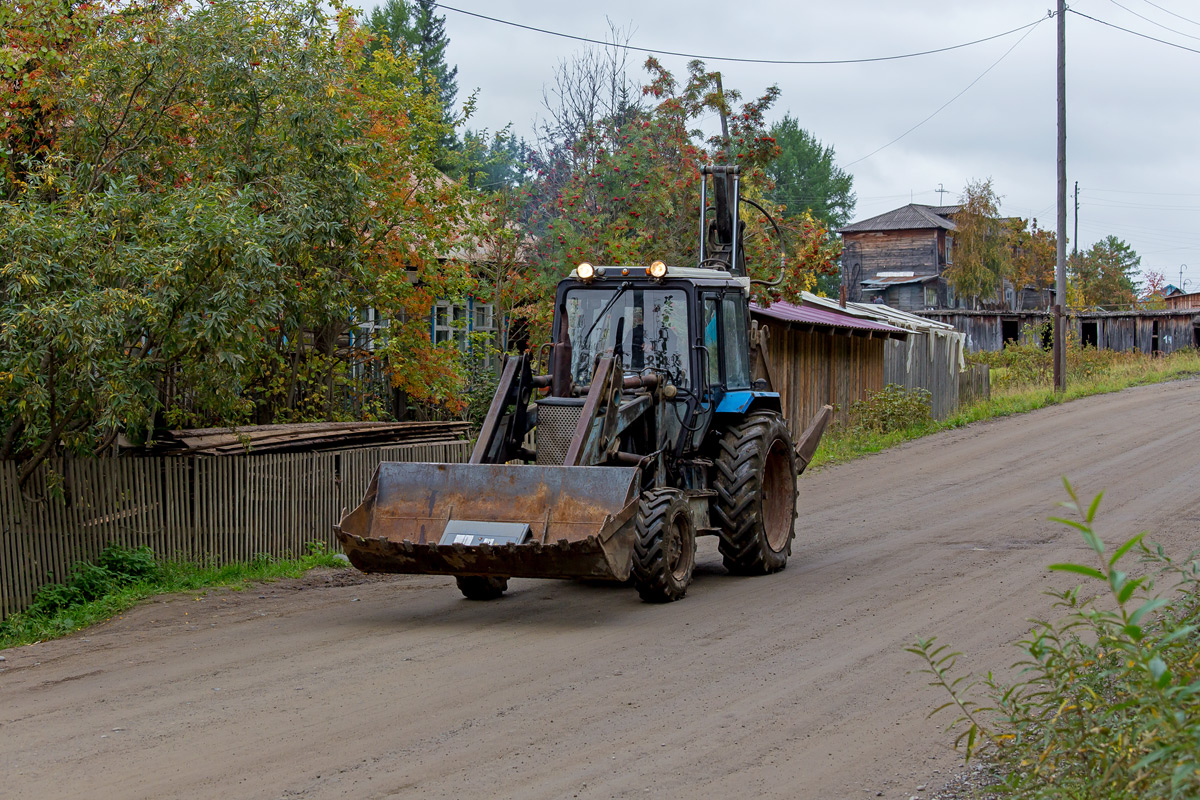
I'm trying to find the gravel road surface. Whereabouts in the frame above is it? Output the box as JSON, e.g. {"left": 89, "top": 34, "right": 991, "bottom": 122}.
{"left": 3, "top": 379, "right": 1199, "bottom": 800}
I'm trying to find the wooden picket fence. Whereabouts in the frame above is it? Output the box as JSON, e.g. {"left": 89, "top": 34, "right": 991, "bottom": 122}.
{"left": 0, "top": 441, "right": 470, "bottom": 620}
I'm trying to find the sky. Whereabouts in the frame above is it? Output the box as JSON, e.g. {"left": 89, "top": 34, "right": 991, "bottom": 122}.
{"left": 383, "top": 1, "right": 1200, "bottom": 290}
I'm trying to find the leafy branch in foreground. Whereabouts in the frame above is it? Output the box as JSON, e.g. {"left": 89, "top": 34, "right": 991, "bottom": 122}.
{"left": 911, "top": 478, "right": 1200, "bottom": 799}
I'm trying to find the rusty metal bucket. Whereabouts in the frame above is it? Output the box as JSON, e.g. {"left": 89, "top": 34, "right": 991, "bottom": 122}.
{"left": 335, "top": 463, "right": 642, "bottom": 581}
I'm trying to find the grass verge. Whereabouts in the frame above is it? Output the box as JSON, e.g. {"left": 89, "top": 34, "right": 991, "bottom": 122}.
{"left": 811, "top": 348, "right": 1200, "bottom": 469}
{"left": 0, "top": 542, "right": 346, "bottom": 650}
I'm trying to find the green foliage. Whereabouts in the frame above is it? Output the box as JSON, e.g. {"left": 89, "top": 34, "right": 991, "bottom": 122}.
{"left": 1074, "top": 236, "right": 1141, "bottom": 310}
{"left": 764, "top": 114, "right": 855, "bottom": 229}
{"left": 0, "top": 541, "right": 346, "bottom": 648}
{"left": 968, "top": 329, "right": 1153, "bottom": 391}
{"left": 1, "top": 0, "right": 482, "bottom": 471}
{"left": 909, "top": 480, "right": 1200, "bottom": 799}
{"left": 521, "top": 56, "right": 840, "bottom": 343}
{"left": 364, "top": 0, "right": 459, "bottom": 161}
{"left": 844, "top": 384, "right": 932, "bottom": 434}
{"left": 946, "top": 178, "right": 1011, "bottom": 306}
{"left": 813, "top": 349, "right": 1200, "bottom": 469}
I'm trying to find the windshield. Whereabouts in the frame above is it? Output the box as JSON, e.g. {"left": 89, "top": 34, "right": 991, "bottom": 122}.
{"left": 563, "top": 287, "right": 690, "bottom": 388}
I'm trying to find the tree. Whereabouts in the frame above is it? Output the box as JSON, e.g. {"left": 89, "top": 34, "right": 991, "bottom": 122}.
{"left": 0, "top": 0, "right": 479, "bottom": 475}
{"left": 519, "top": 54, "right": 839, "bottom": 339}
{"left": 764, "top": 114, "right": 855, "bottom": 230}
{"left": 1007, "top": 217, "right": 1057, "bottom": 310}
{"left": 1074, "top": 236, "right": 1139, "bottom": 309}
{"left": 1139, "top": 269, "right": 1167, "bottom": 310}
{"left": 945, "top": 178, "right": 1012, "bottom": 308}
{"left": 365, "top": 0, "right": 459, "bottom": 159}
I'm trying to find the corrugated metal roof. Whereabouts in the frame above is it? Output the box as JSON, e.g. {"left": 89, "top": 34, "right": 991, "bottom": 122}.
{"left": 751, "top": 301, "right": 908, "bottom": 339}
{"left": 838, "top": 203, "right": 959, "bottom": 233}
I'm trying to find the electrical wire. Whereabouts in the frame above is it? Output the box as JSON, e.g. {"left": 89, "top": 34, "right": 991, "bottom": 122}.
{"left": 1106, "top": 0, "right": 1200, "bottom": 41}
{"left": 842, "top": 17, "right": 1045, "bottom": 168}
{"left": 1070, "top": 8, "right": 1200, "bottom": 54}
{"left": 1138, "top": 0, "right": 1200, "bottom": 29}
{"left": 432, "top": 3, "right": 1048, "bottom": 66}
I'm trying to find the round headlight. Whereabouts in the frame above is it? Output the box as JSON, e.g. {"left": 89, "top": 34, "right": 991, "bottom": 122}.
{"left": 576, "top": 262, "right": 595, "bottom": 281}
{"left": 648, "top": 260, "right": 668, "bottom": 279}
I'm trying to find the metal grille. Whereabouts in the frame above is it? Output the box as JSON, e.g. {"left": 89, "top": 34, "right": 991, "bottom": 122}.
{"left": 535, "top": 401, "right": 583, "bottom": 465}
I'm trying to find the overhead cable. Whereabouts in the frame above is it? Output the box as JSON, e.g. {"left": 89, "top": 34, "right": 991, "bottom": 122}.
{"left": 1138, "top": 0, "right": 1200, "bottom": 29}
{"left": 1070, "top": 8, "right": 1200, "bottom": 54}
{"left": 842, "top": 19, "right": 1044, "bottom": 168}
{"left": 432, "top": 3, "right": 1047, "bottom": 66}
{"left": 1105, "top": 0, "right": 1200, "bottom": 42}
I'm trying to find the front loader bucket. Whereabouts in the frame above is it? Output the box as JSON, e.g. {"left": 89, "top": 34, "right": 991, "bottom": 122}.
{"left": 335, "top": 463, "right": 642, "bottom": 582}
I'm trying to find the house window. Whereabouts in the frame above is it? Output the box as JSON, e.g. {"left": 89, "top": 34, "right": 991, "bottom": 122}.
{"left": 433, "top": 302, "right": 469, "bottom": 348}
{"left": 924, "top": 285, "right": 937, "bottom": 308}
{"left": 433, "top": 299, "right": 500, "bottom": 371}
{"left": 945, "top": 236, "right": 954, "bottom": 265}
{"left": 353, "top": 307, "right": 389, "bottom": 351}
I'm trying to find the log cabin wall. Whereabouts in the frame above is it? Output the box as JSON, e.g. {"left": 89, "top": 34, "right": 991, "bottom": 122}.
{"left": 844, "top": 229, "right": 941, "bottom": 280}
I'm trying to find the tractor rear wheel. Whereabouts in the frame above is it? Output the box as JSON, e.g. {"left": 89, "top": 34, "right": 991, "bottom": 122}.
{"left": 712, "top": 411, "right": 798, "bottom": 575}
{"left": 631, "top": 490, "right": 696, "bottom": 603}
{"left": 456, "top": 575, "right": 509, "bottom": 600}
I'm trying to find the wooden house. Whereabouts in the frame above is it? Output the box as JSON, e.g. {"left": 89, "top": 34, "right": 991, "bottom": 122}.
{"left": 838, "top": 204, "right": 960, "bottom": 311}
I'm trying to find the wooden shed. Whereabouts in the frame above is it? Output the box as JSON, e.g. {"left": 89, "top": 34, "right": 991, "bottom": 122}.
{"left": 750, "top": 299, "right": 908, "bottom": 431}
{"left": 919, "top": 309, "right": 1200, "bottom": 354}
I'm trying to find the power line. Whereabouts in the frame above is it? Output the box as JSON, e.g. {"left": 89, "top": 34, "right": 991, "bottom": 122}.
{"left": 1138, "top": 0, "right": 1200, "bottom": 29}
{"left": 1069, "top": 8, "right": 1200, "bottom": 54}
{"left": 1106, "top": 0, "right": 1200, "bottom": 41}
{"left": 842, "top": 17, "right": 1045, "bottom": 168}
{"left": 433, "top": 3, "right": 1047, "bottom": 66}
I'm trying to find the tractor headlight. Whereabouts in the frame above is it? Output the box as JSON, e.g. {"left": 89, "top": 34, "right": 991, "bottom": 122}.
{"left": 648, "top": 260, "right": 668, "bottom": 280}
{"left": 576, "top": 262, "right": 595, "bottom": 281}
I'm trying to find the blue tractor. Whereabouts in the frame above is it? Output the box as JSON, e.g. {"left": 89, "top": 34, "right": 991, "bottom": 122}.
{"left": 337, "top": 165, "right": 831, "bottom": 602}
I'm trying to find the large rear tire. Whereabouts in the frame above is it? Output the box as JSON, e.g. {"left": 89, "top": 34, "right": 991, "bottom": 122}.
{"left": 712, "top": 412, "right": 798, "bottom": 575}
{"left": 631, "top": 490, "right": 696, "bottom": 603}
{"left": 456, "top": 575, "right": 508, "bottom": 600}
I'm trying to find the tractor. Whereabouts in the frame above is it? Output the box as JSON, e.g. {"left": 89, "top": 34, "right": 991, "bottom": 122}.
{"left": 336, "top": 165, "right": 831, "bottom": 602}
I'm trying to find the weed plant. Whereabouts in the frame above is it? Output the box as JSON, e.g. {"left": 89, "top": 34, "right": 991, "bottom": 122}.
{"left": 844, "top": 384, "right": 933, "bottom": 434}
{"left": 0, "top": 542, "right": 346, "bottom": 649}
{"left": 812, "top": 348, "right": 1200, "bottom": 469}
{"left": 909, "top": 480, "right": 1200, "bottom": 799}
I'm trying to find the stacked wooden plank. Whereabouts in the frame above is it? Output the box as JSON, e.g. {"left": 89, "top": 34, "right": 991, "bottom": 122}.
{"left": 146, "top": 420, "right": 471, "bottom": 456}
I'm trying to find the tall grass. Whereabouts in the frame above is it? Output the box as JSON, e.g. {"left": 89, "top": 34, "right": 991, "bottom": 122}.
{"left": 0, "top": 543, "right": 346, "bottom": 649}
{"left": 811, "top": 347, "right": 1200, "bottom": 469}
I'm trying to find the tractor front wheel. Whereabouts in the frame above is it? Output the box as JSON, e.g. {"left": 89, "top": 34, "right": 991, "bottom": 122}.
{"left": 712, "top": 412, "right": 798, "bottom": 575}
{"left": 456, "top": 575, "right": 509, "bottom": 600}
{"left": 631, "top": 490, "right": 696, "bottom": 603}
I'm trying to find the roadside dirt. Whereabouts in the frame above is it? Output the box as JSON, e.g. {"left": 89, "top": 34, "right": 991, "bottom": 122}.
{"left": 4, "top": 379, "right": 1199, "bottom": 800}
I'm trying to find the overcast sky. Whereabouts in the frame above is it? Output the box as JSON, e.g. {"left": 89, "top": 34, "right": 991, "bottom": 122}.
{"left": 382, "top": 1, "right": 1200, "bottom": 290}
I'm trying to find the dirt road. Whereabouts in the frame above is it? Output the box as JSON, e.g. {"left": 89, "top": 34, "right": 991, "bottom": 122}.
{"left": 4, "top": 379, "right": 1199, "bottom": 800}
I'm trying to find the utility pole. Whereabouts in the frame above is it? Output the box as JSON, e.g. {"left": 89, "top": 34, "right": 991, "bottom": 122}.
{"left": 937, "top": 183, "right": 947, "bottom": 204}
{"left": 1053, "top": 1, "right": 1067, "bottom": 392}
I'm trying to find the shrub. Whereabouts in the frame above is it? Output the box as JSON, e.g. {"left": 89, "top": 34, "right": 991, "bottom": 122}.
{"left": 845, "top": 384, "right": 932, "bottom": 434}
{"left": 910, "top": 480, "right": 1200, "bottom": 799}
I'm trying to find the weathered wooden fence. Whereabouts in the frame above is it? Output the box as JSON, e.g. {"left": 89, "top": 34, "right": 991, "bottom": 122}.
{"left": 958, "top": 364, "right": 991, "bottom": 407}
{"left": 0, "top": 441, "right": 470, "bottom": 619}
{"left": 883, "top": 330, "right": 968, "bottom": 420}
